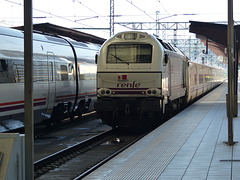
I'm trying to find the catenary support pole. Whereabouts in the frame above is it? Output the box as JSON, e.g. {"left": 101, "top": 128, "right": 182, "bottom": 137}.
{"left": 233, "top": 28, "right": 238, "bottom": 117}
{"left": 227, "top": 0, "right": 234, "bottom": 145}
{"left": 24, "top": 0, "right": 34, "bottom": 179}
{"left": 110, "top": 0, "right": 114, "bottom": 36}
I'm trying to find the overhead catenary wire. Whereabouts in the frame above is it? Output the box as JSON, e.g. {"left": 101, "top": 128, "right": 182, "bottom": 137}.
{"left": 156, "top": 0, "right": 170, "bottom": 15}
{"left": 5, "top": 0, "right": 93, "bottom": 28}
{"left": 125, "top": 0, "right": 155, "bottom": 21}
{"left": 76, "top": 0, "right": 109, "bottom": 22}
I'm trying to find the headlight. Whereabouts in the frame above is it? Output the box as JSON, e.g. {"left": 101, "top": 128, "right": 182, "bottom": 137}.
{"left": 146, "top": 88, "right": 161, "bottom": 96}
{"left": 98, "top": 88, "right": 111, "bottom": 96}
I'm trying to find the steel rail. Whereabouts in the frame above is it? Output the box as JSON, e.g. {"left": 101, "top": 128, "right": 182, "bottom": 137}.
{"left": 34, "top": 129, "right": 114, "bottom": 172}
{"left": 74, "top": 130, "right": 150, "bottom": 179}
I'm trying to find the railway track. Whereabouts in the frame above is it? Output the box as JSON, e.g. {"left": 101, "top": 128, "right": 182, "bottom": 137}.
{"left": 34, "top": 129, "right": 114, "bottom": 178}
{"left": 34, "top": 128, "right": 149, "bottom": 179}
{"left": 74, "top": 130, "right": 147, "bottom": 179}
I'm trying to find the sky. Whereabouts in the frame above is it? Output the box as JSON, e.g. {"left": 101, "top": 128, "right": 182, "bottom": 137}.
{"left": 1, "top": 0, "right": 240, "bottom": 39}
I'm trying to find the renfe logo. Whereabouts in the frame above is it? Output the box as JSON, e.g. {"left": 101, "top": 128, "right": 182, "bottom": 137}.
{"left": 117, "top": 81, "right": 141, "bottom": 88}
{"left": 118, "top": 75, "right": 127, "bottom": 80}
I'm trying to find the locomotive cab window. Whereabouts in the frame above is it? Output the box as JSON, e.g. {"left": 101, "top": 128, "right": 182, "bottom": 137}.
{"left": 107, "top": 44, "right": 152, "bottom": 64}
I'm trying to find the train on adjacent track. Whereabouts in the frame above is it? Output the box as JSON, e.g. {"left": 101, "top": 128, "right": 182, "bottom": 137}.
{"left": 0, "top": 26, "right": 100, "bottom": 130}
{"left": 94, "top": 31, "right": 224, "bottom": 129}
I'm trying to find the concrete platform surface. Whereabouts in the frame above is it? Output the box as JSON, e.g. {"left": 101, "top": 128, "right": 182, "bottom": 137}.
{"left": 84, "top": 83, "right": 240, "bottom": 180}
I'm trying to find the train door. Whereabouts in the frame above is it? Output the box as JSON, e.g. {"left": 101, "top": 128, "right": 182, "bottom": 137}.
{"left": 46, "top": 52, "right": 56, "bottom": 111}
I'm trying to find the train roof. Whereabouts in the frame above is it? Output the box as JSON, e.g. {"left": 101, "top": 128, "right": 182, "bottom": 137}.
{"left": 14, "top": 23, "right": 106, "bottom": 45}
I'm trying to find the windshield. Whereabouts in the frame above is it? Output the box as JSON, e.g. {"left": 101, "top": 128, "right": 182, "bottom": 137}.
{"left": 107, "top": 44, "right": 152, "bottom": 64}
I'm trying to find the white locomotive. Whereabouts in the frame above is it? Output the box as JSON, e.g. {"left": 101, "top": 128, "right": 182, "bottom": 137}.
{"left": 0, "top": 26, "right": 100, "bottom": 130}
{"left": 95, "top": 31, "right": 223, "bottom": 129}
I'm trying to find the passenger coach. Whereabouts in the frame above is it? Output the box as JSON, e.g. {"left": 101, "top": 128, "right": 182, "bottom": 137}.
{"left": 0, "top": 25, "right": 100, "bottom": 129}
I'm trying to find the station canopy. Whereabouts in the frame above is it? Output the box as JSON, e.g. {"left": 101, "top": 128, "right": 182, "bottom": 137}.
{"left": 14, "top": 23, "right": 106, "bottom": 45}
{"left": 189, "top": 21, "right": 240, "bottom": 58}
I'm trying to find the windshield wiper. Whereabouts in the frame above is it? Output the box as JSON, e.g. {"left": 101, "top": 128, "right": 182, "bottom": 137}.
{"left": 111, "top": 54, "right": 129, "bottom": 65}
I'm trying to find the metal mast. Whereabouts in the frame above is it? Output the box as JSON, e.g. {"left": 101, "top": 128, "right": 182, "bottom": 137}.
{"left": 110, "top": 0, "right": 114, "bottom": 36}
{"left": 24, "top": 0, "right": 34, "bottom": 178}
{"left": 227, "top": 0, "right": 234, "bottom": 145}
{"left": 156, "top": 11, "right": 160, "bottom": 37}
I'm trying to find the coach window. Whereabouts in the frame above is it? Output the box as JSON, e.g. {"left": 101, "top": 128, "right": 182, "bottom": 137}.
{"left": 67, "top": 63, "right": 74, "bottom": 81}
{"left": 199, "top": 74, "right": 203, "bottom": 84}
{"left": 194, "top": 74, "right": 197, "bottom": 85}
{"left": 182, "top": 61, "right": 186, "bottom": 87}
{"left": 0, "top": 59, "right": 9, "bottom": 83}
{"left": 205, "top": 74, "right": 208, "bottom": 83}
{"left": 0, "top": 59, "right": 8, "bottom": 72}
{"left": 68, "top": 63, "right": 73, "bottom": 74}
{"left": 60, "top": 65, "right": 68, "bottom": 81}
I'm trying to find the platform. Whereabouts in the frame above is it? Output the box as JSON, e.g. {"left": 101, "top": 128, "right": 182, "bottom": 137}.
{"left": 84, "top": 82, "right": 240, "bottom": 179}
